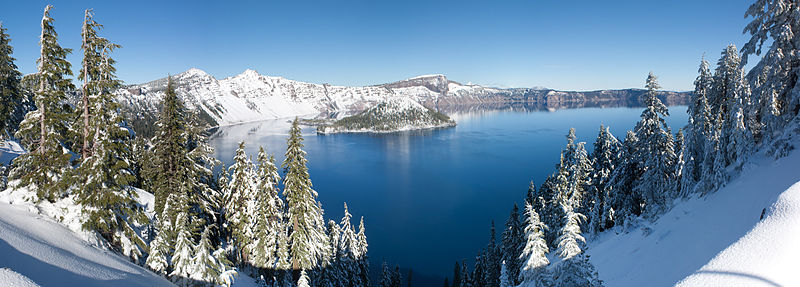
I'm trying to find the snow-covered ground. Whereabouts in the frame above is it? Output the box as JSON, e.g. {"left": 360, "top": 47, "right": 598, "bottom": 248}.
{"left": 0, "top": 201, "right": 174, "bottom": 286}
{"left": 0, "top": 140, "right": 25, "bottom": 165}
{"left": 588, "top": 147, "right": 800, "bottom": 286}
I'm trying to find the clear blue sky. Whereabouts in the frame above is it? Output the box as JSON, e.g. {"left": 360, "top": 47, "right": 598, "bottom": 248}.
{"left": 3, "top": 0, "right": 754, "bottom": 91}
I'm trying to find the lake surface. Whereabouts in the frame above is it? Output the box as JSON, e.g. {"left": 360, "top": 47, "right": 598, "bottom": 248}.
{"left": 208, "top": 105, "right": 688, "bottom": 284}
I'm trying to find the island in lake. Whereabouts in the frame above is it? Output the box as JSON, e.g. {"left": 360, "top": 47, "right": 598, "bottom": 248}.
{"left": 317, "top": 97, "right": 456, "bottom": 134}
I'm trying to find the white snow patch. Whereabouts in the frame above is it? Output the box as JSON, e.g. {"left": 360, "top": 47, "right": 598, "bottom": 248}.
{"left": 587, "top": 147, "right": 800, "bottom": 287}
{"left": 0, "top": 268, "right": 40, "bottom": 287}
{"left": 0, "top": 201, "right": 173, "bottom": 286}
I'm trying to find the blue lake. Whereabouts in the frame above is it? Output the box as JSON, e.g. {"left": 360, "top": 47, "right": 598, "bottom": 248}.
{"left": 208, "top": 105, "right": 689, "bottom": 284}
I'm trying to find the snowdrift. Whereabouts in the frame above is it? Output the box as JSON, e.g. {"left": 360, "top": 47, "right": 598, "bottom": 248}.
{"left": 588, "top": 149, "right": 800, "bottom": 286}
{"left": 0, "top": 202, "right": 173, "bottom": 286}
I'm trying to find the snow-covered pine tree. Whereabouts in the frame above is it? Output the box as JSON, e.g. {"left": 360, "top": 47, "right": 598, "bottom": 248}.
{"left": 482, "top": 221, "right": 501, "bottom": 287}
{"left": 146, "top": 229, "right": 170, "bottom": 275}
{"left": 499, "top": 261, "right": 511, "bottom": 287}
{"left": 589, "top": 125, "right": 620, "bottom": 233}
{"left": 632, "top": 72, "right": 676, "bottom": 217}
{"left": 170, "top": 211, "right": 196, "bottom": 286}
{"left": 319, "top": 220, "right": 342, "bottom": 286}
{"left": 607, "top": 131, "right": 641, "bottom": 228}
{"left": 12, "top": 5, "right": 75, "bottom": 202}
{"left": 472, "top": 251, "right": 486, "bottom": 287}
{"left": 682, "top": 58, "right": 714, "bottom": 196}
{"left": 500, "top": 204, "right": 524, "bottom": 285}
{"left": 392, "top": 265, "right": 403, "bottom": 287}
{"left": 192, "top": 226, "right": 222, "bottom": 285}
{"left": 526, "top": 180, "right": 537, "bottom": 208}
{"left": 459, "top": 261, "right": 472, "bottom": 287}
{"left": 76, "top": 9, "right": 105, "bottom": 157}
{"left": 551, "top": 203, "right": 601, "bottom": 287}
{"left": 0, "top": 22, "right": 23, "bottom": 139}
{"left": 71, "top": 12, "right": 148, "bottom": 261}
{"left": 380, "top": 261, "right": 392, "bottom": 287}
{"left": 452, "top": 262, "right": 462, "bottom": 287}
{"left": 225, "top": 141, "right": 255, "bottom": 262}
{"left": 713, "top": 45, "right": 753, "bottom": 169}
{"left": 249, "top": 146, "right": 284, "bottom": 269}
{"left": 539, "top": 175, "right": 563, "bottom": 245}
{"left": 149, "top": 77, "right": 193, "bottom": 217}
{"left": 338, "top": 203, "right": 359, "bottom": 286}
{"left": 282, "top": 118, "right": 329, "bottom": 271}
{"left": 519, "top": 203, "right": 550, "bottom": 287}
{"left": 674, "top": 129, "right": 686, "bottom": 196}
{"left": 355, "top": 216, "right": 371, "bottom": 287}
{"left": 742, "top": 0, "right": 800, "bottom": 141}
{"left": 560, "top": 128, "right": 593, "bottom": 215}
{"left": 298, "top": 269, "right": 311, "bottom": 287}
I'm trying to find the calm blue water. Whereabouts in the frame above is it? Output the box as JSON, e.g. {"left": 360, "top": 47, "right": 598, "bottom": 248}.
{"left": 208, "top": 106, "right": 688, "bottom": 284}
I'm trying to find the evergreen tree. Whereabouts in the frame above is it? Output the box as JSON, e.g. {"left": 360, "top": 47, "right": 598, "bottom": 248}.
{"left": 526, "top": 180, "right": 537, "bottom": 208}
{"left": 682, "top": 58, "right": 714, "bottom": 195}
{"left": 72, "top": 10, "right": 147, "bottom": 261}
{"left": 392, "top": 265, "right": 403, "bottom": 287}
{"left": 338, "top": 203, "right": 360, "bottom": 286}
{"left": 452, "top": 262, "right": 462, "bottom": 287}
{"left": 444, "top": 278, "right": 450, "bottom": 287}
{"left": 607, "top": 131, "right": 642, "bottom": 228}
{"left": 500, "top": 204, "right": 524, "bottom": 285}
{"left": 149, "top": 77, "right": 193, "bottom": 216}
{"left": 298, "top": 269, "right": 311, "bottom": 287}
{"left": 460, "top": 261, "right": 471, "bottom": 287}
{"left": 355, "top": 216, "right": 371, "bottom": 287}
{"left": 519, "top": 203, "right": 550, "bottom": 286}
{"left": 499, "top": 261, "right": 511, "bottom": 287}
{"left": 632, "top": 72, "right": 676, "bottom": 217}
{"left": 146, "top": 229, "right": 170, "bottom": 275}
{"left": 0, "top": 22, "right": 23, "bottom": 139}
{"left": 742, "top": 0, "right": 800, "bottom": 139}
{"left": 249, "top": 146, "right": 284, "bottom": 268}
{"left": 589, "top": 125, "right": 620, "bottom": 233}
{"left": 380, "top": 261, "right": 392, "bottom": 287}
{"left": 551, "top": 204, "right": 602, "bottom": 287}
{"left": 170, "top": 211, "right": 196, "bottom": 286}
{"left": 12, "top": 5, "right": 75, "bottom": 201}
{"left": 282, "top": 118, "right": 329, "bottom": 271}
{"left": 482, "top": 221, "right": 501, "bottom": 287}
{"left": 192, "top": 226, "right": 222, "bottom": 285}
{"left": 713, "top": 45, "right": 752, "bottom": 169}
{"left": 226, "top": 141, "right": 255, "bottom": 262}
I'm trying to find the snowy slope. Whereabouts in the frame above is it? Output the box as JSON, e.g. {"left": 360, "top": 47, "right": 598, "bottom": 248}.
{"left": 0, "top": 202, "right": 173, "bottom": 286}
{"left": 587, "top": 148, "right": 800, "bottom": 286}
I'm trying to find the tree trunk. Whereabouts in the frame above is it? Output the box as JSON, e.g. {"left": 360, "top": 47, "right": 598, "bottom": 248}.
{"left": 39, "top": 74, "right": 45, "bottom": 155}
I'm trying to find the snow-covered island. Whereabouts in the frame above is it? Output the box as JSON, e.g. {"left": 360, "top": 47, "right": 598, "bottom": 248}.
{"left": 316, "top": 97, "right": 456, "bottom": 134}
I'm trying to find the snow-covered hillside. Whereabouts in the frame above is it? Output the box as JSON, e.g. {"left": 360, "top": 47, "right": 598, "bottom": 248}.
{"left": 114, "top": 69, "right": 690, "bottom": 134}
{"left": 588, "top": 147, "right": 800, "bottom": 286}
{"left": 0, "top": 201, "right": 173, "bottom": 287}
{"left": 317, "top": 96, "right": 456, "bottom": 134}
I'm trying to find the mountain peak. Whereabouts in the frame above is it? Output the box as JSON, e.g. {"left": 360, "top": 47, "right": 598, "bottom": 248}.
{"left": 181, "top": 67, "right": 210, "bottom": 78}
{"left": 382, "top": 74, "right": 452, "bottom": 95}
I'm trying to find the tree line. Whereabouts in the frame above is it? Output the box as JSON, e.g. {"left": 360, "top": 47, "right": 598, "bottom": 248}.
{"left": 0, "top": 5, "right": 378, "bottom": 287}
{"left": 450, "top": 1, "right": 800, "bottom": 285}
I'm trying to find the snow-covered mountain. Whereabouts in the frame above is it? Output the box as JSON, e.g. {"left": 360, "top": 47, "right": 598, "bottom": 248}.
{"left": 317, "top": 96, "right": 456, "bottom": 134}
{"left": 115, "top": 69, "right": 690, "bottom": 136}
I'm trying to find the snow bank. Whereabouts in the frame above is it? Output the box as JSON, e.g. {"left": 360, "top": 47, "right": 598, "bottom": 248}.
{"left": 587, "top": 148, "right": 800, "bottom": 286}
{"left": 0, "top": 268, "right": 40, "bottom": 287}
{"left": 0, "top": 202, "right": 173, "bottom": 286}
{"left": 677, "top": 181, "right": 800, "bottom": 287}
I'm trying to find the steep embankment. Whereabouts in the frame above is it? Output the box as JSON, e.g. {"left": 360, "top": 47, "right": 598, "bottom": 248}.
{"left": 587, "top": 145, "right": 800, "bottom": 286}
